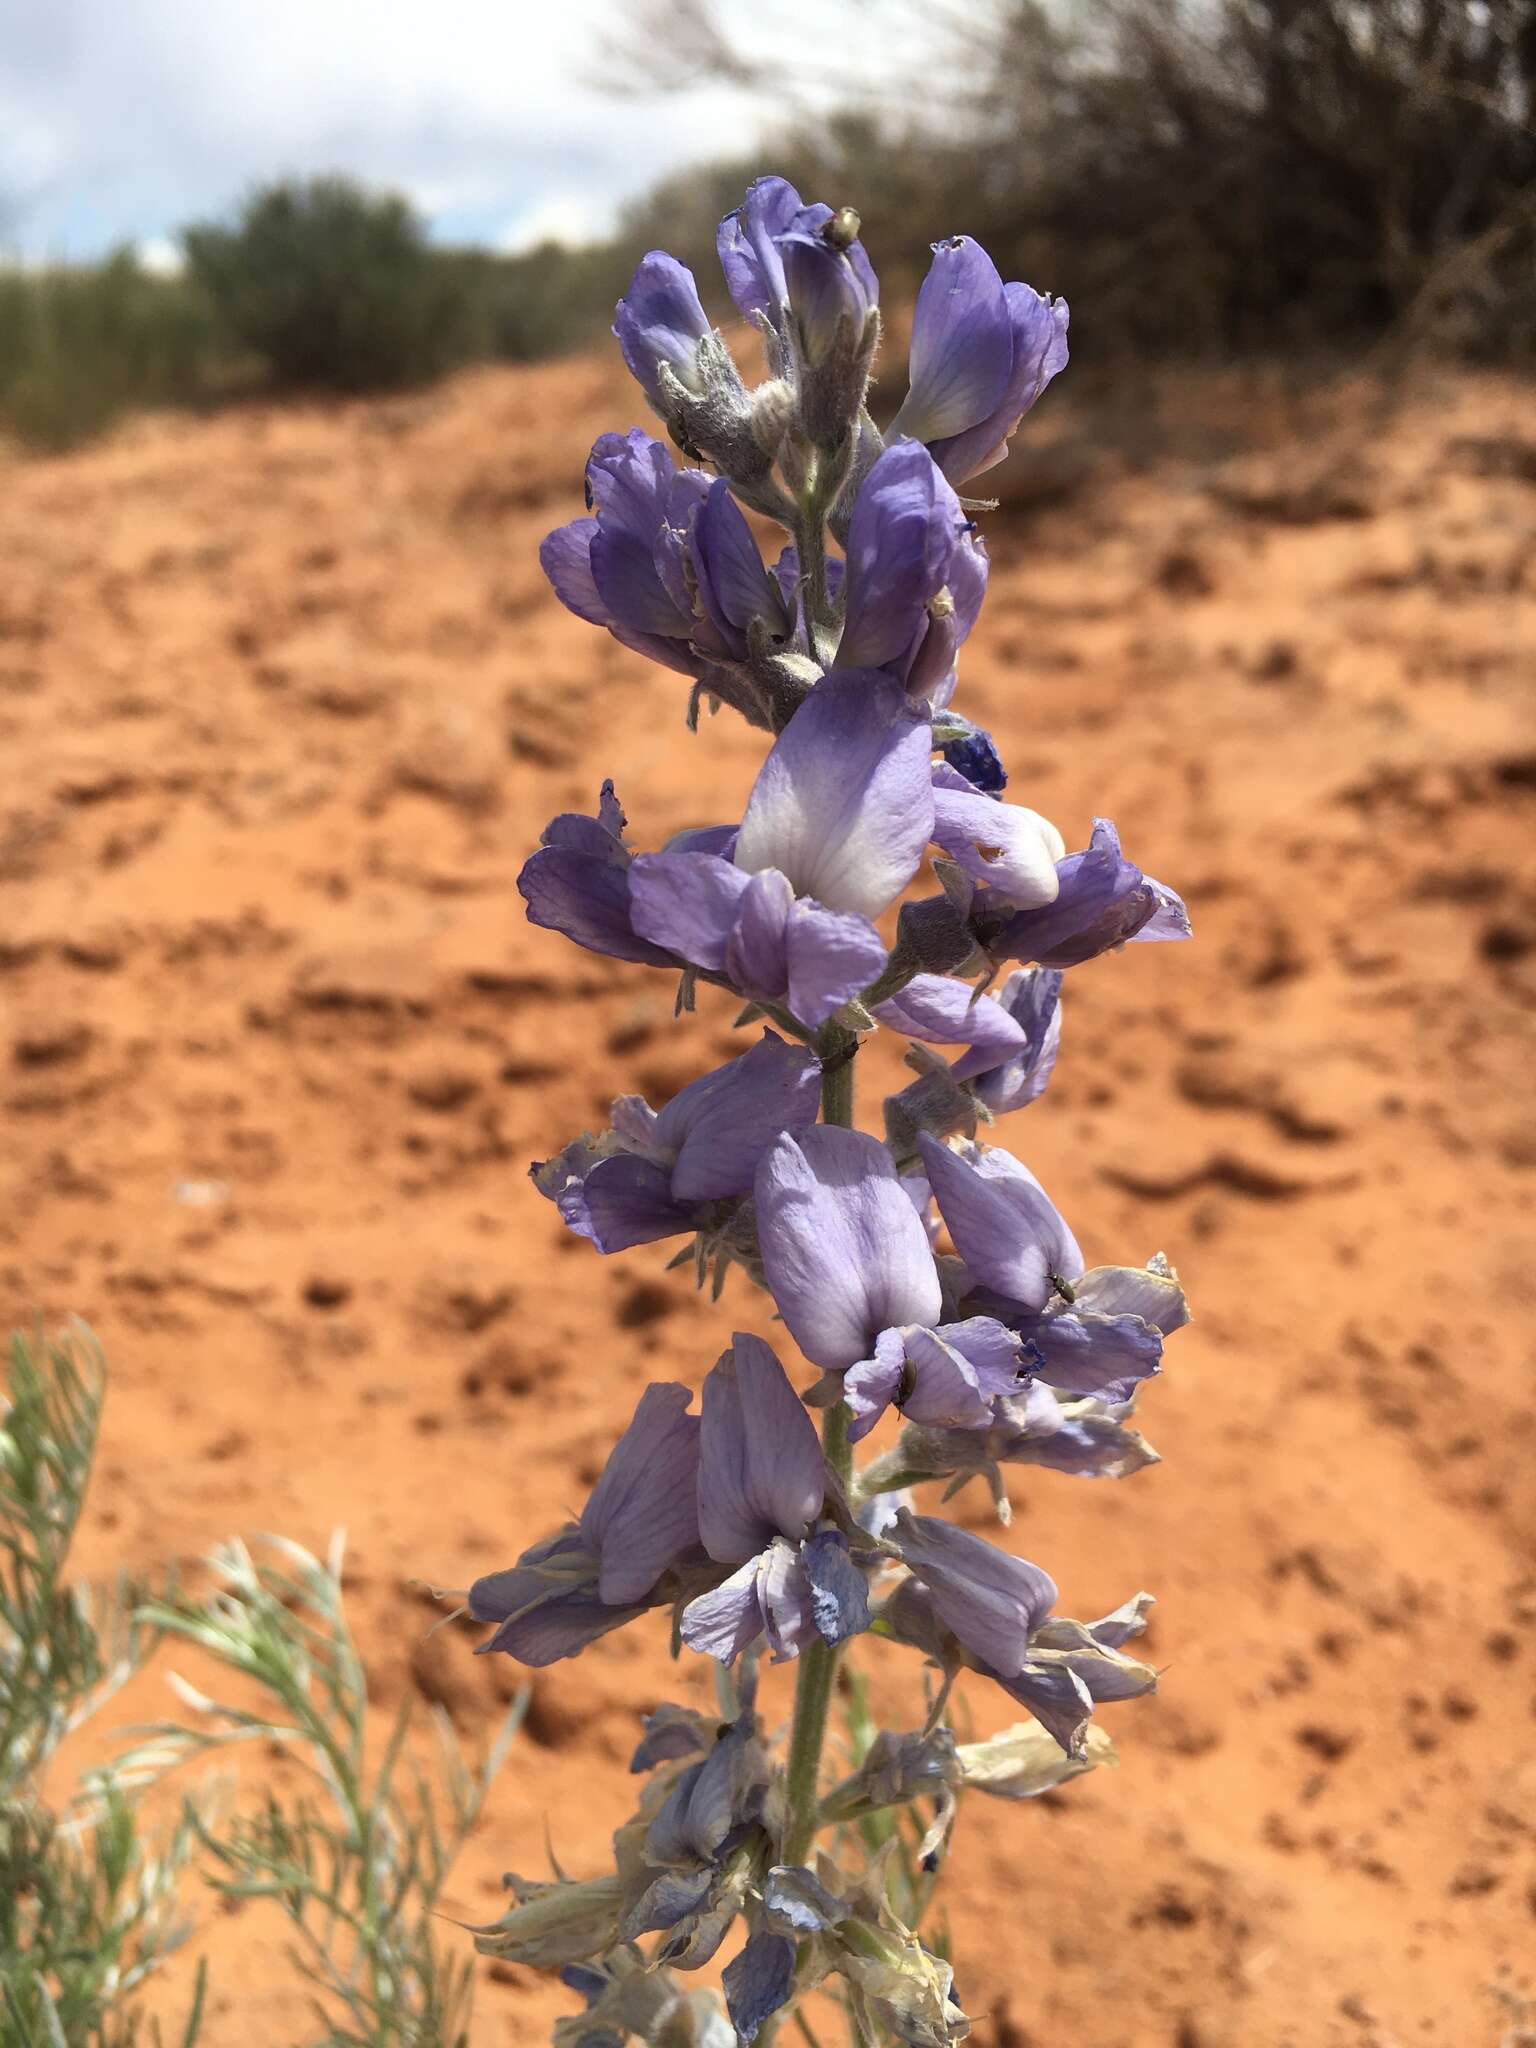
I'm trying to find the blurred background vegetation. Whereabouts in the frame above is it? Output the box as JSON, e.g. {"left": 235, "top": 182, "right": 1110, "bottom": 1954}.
{"left": 0, "top": 0, "right": 1531, "bottom": 453}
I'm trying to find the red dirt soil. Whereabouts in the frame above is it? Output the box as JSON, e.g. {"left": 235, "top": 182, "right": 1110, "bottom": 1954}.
{"left": 3, "top": 353, "right": 1535, "bottom": 2048}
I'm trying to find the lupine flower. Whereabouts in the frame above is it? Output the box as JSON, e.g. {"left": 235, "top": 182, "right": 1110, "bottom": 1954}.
{"left": 541, "top": 431, "right": 707, "bottom": 674}
{"left": 888, "top": 236, "right": 1069, "bottom": 485}
{"left": 623, "top": 1710, "right": 772, "bottom": 1965}
{"left": 469, "top": 1383, "right": 700, "bottom": 1665}
{"left": 981, "top": 817, "right": 1191, "bottom": 968}
{"left": 681, "top": 1335, "right": 869, "bottom": 1662}
{"left": 518, "top": 781, "right": 678, "bottom": 969}
{"left": 613, "top": 252, "right": 714, "bottom": 410}
{"left": 871, "top": 972, "right": 1034, "bottom": 1065}
{"left": 835, "top": 443, "right": 988, "bottom": 704}
{"left": 917, "top": 1133, "right": 1082, "bottom": 1313}
{"left": 533, "top": 1031, "right": 820, "bottom": 1254}
{"left": 1002, "top": 1255, "right": 1189, "bottom": 1404}
{"left": 883, "top": 1530, "right": 1156, "bottom": 1754}
{"left": 930, "top": 762, "right": 1064, "bottom": 909}
{"left": 689, "top": 477, "right": 797, "bottom": 664}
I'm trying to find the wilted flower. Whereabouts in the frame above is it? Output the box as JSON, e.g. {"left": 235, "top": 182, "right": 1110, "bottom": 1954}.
{"left": 472, "top": 1872, "right": 626, "bottom": 1968}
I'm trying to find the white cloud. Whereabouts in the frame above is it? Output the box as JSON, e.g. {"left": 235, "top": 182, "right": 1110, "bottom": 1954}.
{"left": 0, "top": 0, "right": 946, "bottom": 260}
{"left": 496, "top": 192, "right": 614, "bottom": 255}
{"left": 136, "top": 234, "right": 183, "bottom": 276}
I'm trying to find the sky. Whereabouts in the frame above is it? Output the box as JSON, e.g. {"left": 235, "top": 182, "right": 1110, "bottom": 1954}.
{"left": 0, "top": 0, "right": 945, "bottom": 264}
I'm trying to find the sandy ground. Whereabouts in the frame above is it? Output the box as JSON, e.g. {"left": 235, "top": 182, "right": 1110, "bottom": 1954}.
{"left": 3, "top": 350, "right": 1535, "bottom": 2048}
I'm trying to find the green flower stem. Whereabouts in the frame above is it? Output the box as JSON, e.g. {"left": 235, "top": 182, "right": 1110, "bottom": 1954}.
{"left": 780, "top": 1025, "right": 859, "bottom": 1868}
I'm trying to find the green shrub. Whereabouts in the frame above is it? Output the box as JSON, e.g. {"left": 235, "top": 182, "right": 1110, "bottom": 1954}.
{"left": 183, "top": 176, "right": 474, "bottom": 394}
{"left": 0, "top": 253, "right": 223, "bottom": 453}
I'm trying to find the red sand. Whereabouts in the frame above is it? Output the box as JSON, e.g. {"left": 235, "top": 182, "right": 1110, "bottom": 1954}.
{"left": 4, "top": 354, "right": 1535, "bottom": 2047}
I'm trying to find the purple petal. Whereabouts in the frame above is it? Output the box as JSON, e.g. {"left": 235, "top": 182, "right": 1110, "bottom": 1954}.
{"left": 656, "top": 1032, "right": 821, "bottom": 1203}
{"left": 690, "top": 477, "right": 790, "bottom": 662}
{"left": 918, "top": 1135, "right": 1082, "bottom": 1312}
{"left": 892, "top": 237, "right": 1013, "bottom": 444}
{"left": 539, "top": 518, "right": 608, "bottom": 627}
{"left": 990, "top": 819, "right": 1190, "bottom": 968}
{"left": 931, "top": 764, "right": 1063, "bottom": 909}
{"left": 698, "top": 1334, "right": 825, "bottom": 1563}
{"left": 478, "top": 1590, "right": 644, "bottom": 1666}
{"left": 892, "top": 1510, "right": 1057, "bottom": 1676}
{"left": 629, "top": 850, "right": 753, "bottom": 972}
{"left": 725, "top": 1933, "right": 797, "bottom": 2045}
{"left": 992, "top": 1660, "right": 1095, "bottom": 1754}
{"left": 532, "top": 1146, "right": 694, "bottom": 1254}
{"left": 956, "top": 966, "right": 1062, "bottom": 1102}
{"left": 777, "top": 205, "right": 878, "bottom": 362}
{"left": 802, "top": 1529, "right": 870, "bottom": 1645}
{"left": 928, "top": 284, "right": 1070, "bottom": 484}
{"left": 755, "top": 1127, "right": 943, "bottom": 1369}
{"left": 717, "top": 175, "right": 803, "bottom": 328}
{"left": 582, "top": 1382, "right": 701, "bottom": 1603}
{"left": 837, "top": 443, "right": 964, "bottom": 672}
{"left": 613, "top": 252, "right": 711, "bottom": 406}
{"left": 873, "top": 972, "right": 1028, "bottom": 1058}
{"left": 844, "top": 1326, "right": 908, "bottom": 1440}
{"left": 782, "top": 899, "right": 887, "bottom": 1028}
{"left": 724, "top": 867, "right": 794, "bottom": 998}
{"left": 518, "top": 846, "right": 675, "bottom": 968}
{"left": 734, "top": 671, "right": 935, "bottom": 918}
{"left": 1014, "top": 1305, "right": 1164, "bottom": 1404}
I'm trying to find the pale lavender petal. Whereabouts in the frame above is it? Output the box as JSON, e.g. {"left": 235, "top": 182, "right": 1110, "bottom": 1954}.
{"left": 690, "top": 477, "right": 790, "bottom": 662}
{"left": 928, "top": 284, "right": 1070, "bottom": 484}
{"left": 656, "top": 1032, "right": 821, "bottom": 1203}
{"left": 918, "top": 1135, "right": 1083, "bottom": 1311}
{"left": 583, "top": 1382, "right": 701, "bottom": 1603}
{"left": 1009, "top": 1410, "right": 1158, "bottom": 1479}
{"left": 479, "top": 1591, "right": 645, "bottom": 1666}
{"left": 681, "top": 1559, "right": 766, "bottom": 1663}
{"left": 844, "top": 1326, "right": 908, "bottom": 1441}
{"left": 698, "top": 1334, "right": 825, "bottom": 1563}
{"left": 629, "top": 850, "right": 753, "bottom": 971}
{"left": 756, "top": 1537, "right": 819, "bottom": 1659}
{"left": 873, "top": 973, "right": 1027, "bottom": 1058}
{"left": 782, "top": 899, "right": 887, "bottom": 1028}
{"left": 733, "top": 672, "right": 935, "bottom": 918}
{"left": 992, "top": 1661, "right": 1095, "bottom": 1755}
{"left": 931, "top": 765, "right": 1063, "bottom": 909}
{"left": 755, "top": 1127, "right": 942, "bottom": 1369}
{"left": 892, "top": 1510, "right": 1057, "bottom": 1676}
{"left": 991, "top": 819, "right": 1190, "bottom": 969}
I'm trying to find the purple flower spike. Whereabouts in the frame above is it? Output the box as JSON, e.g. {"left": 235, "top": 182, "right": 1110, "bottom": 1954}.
{"left": 613, "top": 251, "right": 712, "bottom": 409}
{"left": 698, "top": 1334, "right": 826, "bottom": 1564}
{"left": 755, "top": 1127, "right": 942, "bottom": 1369}
{"left": 776, "top": 203, "right": 879, "bottom": 365}
{"left": 836, "top": 443, "right": 987, "bottom": 698}
{"left": 952, "top": 967, "right": 1063, "bottom": 1108}
{"left": 891, "top": 1510, "right": 1057, "bottom": 1677}
{"left": 718, "top": 175, "right": 804, "bottom": 332}
{"left": 917, "top": 1134, "right": 1083, "bottom": 1313}
{"left": 889, "top": 237, "right": 1069, "bottom": 485}
{"left": 931, "top": 763, "right": 1064, "bottom": 909}
{"left": 986, "top": 819, "right": 1191, "bottom": 968}
{"left": 518, "top": 781, "right": 676, "bottom": 968}
{"left": 689, "top": 478, "right": 795, "bottom": 664}
{"left": 734, "top": 671, "right": 935, "bottom": 919}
